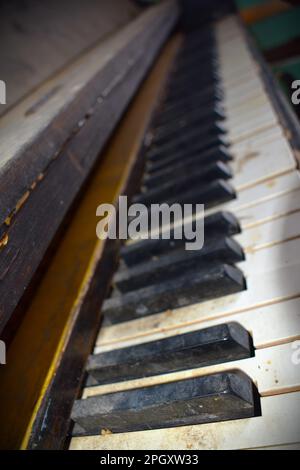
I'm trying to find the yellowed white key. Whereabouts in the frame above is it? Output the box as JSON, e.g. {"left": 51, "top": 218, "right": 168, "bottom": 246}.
{"left": 237, "top": 188, "right": 300, "bottom": 228}
{"left": 236, "top": 211, "right": 300, "bottom": 251}
{"left": 225, "top": 171, "right": 300, "bottom": 213}
{"left": 84, "top": 342, "right": 300, "bottom": 399}
{"left": 95, "top": 297, "right": 300, "bottom": 353}
{"left": 232, "top": 138, "right": 296, "bottom": 190}
{"left": 228, "top": 113, "right": 278, "bottom": 144}
{"left": 224, "top": 94, "right": 271, "bottom": 117}
{"left": 130, "top": 172, "right": 300, "bottom": 245}
{"left": 222, "top": 68, "right": 259, "bottom": 88}
{"left": 225, "top": 101, "right": 275, "bottom": 126}
{"left": 96, "top": 263, "right": 300, "bottom": 350}
{"left": 223, "top": 81, "right": 266, "bottom": 106}
{"left": 239, "top": 237, "right": 300, "bottom": 276}
{"left": 231, "top": 121, "right": 283, "bottom": 149}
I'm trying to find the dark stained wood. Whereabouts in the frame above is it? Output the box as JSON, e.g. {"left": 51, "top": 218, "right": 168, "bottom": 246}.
{"left": 27, "top": 130, "right": 151, "bottom": 450}
{"left": 264, "top": 37, "right": 300, "bottom": 63}
{"left": 21, "top": 33, "right": 182, "bottom": 450}
{"left": 0, "top": 1, "right": 179, "bottom": 336}
{"left": 28, "top": 236, "right": 119, "bottom": 449}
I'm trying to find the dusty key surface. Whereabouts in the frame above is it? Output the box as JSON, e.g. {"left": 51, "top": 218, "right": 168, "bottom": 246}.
{"left": 87, "top": 322, "right": 252, "bottom": 385}
{"left": 72, "top": 371, "right": 257, "bottom": 435}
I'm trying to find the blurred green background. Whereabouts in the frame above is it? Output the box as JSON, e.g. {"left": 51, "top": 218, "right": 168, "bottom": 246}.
{"left": 236, "top": 0, "right": 300, "bottom": 114}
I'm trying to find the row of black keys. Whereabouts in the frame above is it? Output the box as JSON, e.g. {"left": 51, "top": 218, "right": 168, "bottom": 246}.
{"left": 72, "top": 322, "right": 257, "bottom": 435}
{"left": 102, "top": 27, "right": 245, "bottom": 325}
{"left": 71, "top": 27, "right": 256, "bottom": 437}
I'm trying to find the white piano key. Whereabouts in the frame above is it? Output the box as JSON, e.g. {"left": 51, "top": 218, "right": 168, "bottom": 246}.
{"left": 132, "top": 174, "right": 300, "bottom": 245}
{"left": 195, "top": 178, "right": 300, "bottom": 233}
{"left": 222, "top": 67, "right": 259, "bottom": 87}
{"left": 85, "top": 342, "right": 300, "bottom": 399}
{"left": 236, "top": 211, "right": 300, "bottom": 252}
{"left": 70, "top": 392, "right": 300, "bottom": 450}
{"left": 237, "top": 188, "right": 300, "bottom": 228}
{"left": 228, "top": 113, "right": 278, "bottom": 144}
{"left": 217, "top": 27, "right": 242, "bottom": 40}
{"left": 239, "top": 237, "right": 300, "bottom": 276}
{"left": 95, "top": 297, "right": 300, "bottom": 353}
{"left": 227, "top": 171, "right": 300, "bottom": 213}
{"left": 224, "top": 76, "right": 263, "bottom": 94}
{"left": 221, "top": 61, "right": 255, "bottom": 79}
{"left": 219, "top": 47, "right": 252, "bottom": 60}
{"left": 231, "top": 121, "right": 283, "bottom": 150}
{"left": 224, "top": 89, "right": 272, "bottom": 114}
{"left": 224, "top": 90, "right": 273, "bottom": 115}
{"left": 225, "top": 100, "right": 275, "bottom": 125}
{"left": 223, "top": 82, "right": 267, "bottom": 107}
{"left": 232, "top": 138, "right": 296, "bottom": 190}
{"left": 226, "top": 103, "right": 276, "bottom": 128}
{"left": 220, "top": 61, "right": 260, "bottom": 80}
{"left": 222, "top": 68, "right": 260, "bottom": 88}
{"left": 219, "top": 47, "right": 252, "bottom": 59}
{"left": 96, "top": 263, "right": 300, "bottom": 349}
{"left": 218, "top": 43, "right": 252, "bottom": 58}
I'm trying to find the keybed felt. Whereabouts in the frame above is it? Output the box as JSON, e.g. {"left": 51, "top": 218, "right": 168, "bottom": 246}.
{"left": 70, "top": 15, "right": 300, "bottom": 449}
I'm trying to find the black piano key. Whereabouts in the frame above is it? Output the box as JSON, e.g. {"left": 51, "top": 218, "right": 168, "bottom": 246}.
{"left": 175, "top": 59, "right": 218, "bottom": 80}
{"left": 162, "top": 84, "right": 223, "bottom": 115}
{"left": 86, "top": 323, "right": 253, "bottom": 385}
{"left": 114, "top": 237, "right": 244, "bottom": 293}
{"left": 134, "top": 178, "right": 235, "bottom": 208}
{"left": 153, "top": 105, "right": 225, "bottom": 140}
{"left": 145, "top": 147, "right": 232, "bottom": 186}
{"left": 150, "top": 121, "right": 227, "bottom": 161}
{"left": 72, "top": 371, "right": 256, "bottom": 434}
{"left": 202, "top": 210, "right": 241, "bottom": 235}
{"left": 121, "top": 211, "right": 241, "bottom": 267}
{"left": 147, "top": 143, "right": 230, "bottom": 175}
{"left": 151, "top": 119, "right": 227, "bottom": 147}
{"left": 147, "top": 134, "right": 229, "bottom": 164}
{"left": 168, "top": 66, "right": 220, "bottom": 90}
{"left": 183, "top": 26, "right": 214, "bottom": 41}
{"left": 162, "top": 81, "right": 222, "bottom": 110}
{"left": 168, "top": 55, "right": 220, "bottom": 82}
{"left": 154, "top": 99, "right": 224, "bottom": 129}
{"left": 177, "top": 40, "right": 216, "bottom": 58}
{"left": 163, "top": 179, "right": 235, "bottom": 207}
{"left": 137, "top": 161, "right": 232, "bottom": 204}
{"left": 175, "top": 47, "right": 217, "bottom": 67}
{"left": 147, "top": 125, "right": 227, "bottom": 164}
{"left": 182, "top": 29, "right": 216, "bottom": 50}
{"left": 166, "top": 69, "right": 220, "bottom": 100}
{"left": 102, "top": 264, "right": 246, "bottom": 325}
{"left": 152, "top": 107, "right": 225, "bottom": 145}
{"left": 174, "top": 47, "right": 218, "bottom": 72}
{"left": 173, "top": 50, "right": 218, "bottom": 71}
{"left": 182, "top": 34, "right": 215, "bottom": 51}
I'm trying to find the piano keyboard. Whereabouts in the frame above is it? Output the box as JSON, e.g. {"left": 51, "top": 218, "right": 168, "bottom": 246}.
{"left": 70, "top": 15, "right": 300, "bottom": 450}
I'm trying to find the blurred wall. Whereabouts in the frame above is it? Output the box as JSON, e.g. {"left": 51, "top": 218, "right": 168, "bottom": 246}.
{"left": 0, "top": 0, "right": 140, "bottom": 115}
